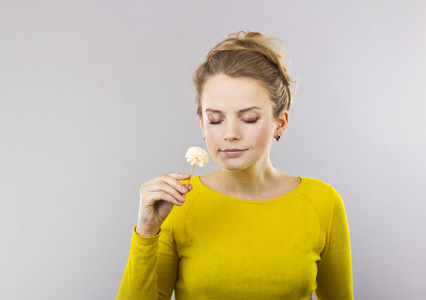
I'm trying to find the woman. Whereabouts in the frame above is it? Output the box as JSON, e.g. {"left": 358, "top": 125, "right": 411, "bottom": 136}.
{"left": 117, "top": 31, "right": 353, "bottom": 299}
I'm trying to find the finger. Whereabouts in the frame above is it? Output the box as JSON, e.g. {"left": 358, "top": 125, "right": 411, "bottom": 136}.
{"left": 158, "top": 174, "right": 191, "bottom": 194}
{"left": 145, "top": 181, "right": 187, "bottom": 202}
{"left": 164, "top": 172, "right": 192, "bottom": 181}
{"left": 143, "top": 173, "right": 191, "bottom": 195}
{"left": 144, "top": 173, "right": 189, "bottom": 187}
{"left": 144, "top": 191, "right": 184, "bottom": 206}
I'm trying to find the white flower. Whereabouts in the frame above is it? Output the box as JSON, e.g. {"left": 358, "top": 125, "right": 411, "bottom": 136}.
{"left": 185, "top": 146, "right": 209, "bottom": 167}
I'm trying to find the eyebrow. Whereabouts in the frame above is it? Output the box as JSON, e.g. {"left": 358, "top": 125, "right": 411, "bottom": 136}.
{"left": 204, "top": 106, "right": 262, "bottom": 113}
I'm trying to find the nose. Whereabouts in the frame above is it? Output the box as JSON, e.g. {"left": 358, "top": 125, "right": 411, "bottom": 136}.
{"left": 223, "top": 119, "right": 240, "bottom": 141}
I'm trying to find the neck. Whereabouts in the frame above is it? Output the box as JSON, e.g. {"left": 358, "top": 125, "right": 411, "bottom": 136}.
{"left": 217, "top": 156, "right": 278, "bottom": 200}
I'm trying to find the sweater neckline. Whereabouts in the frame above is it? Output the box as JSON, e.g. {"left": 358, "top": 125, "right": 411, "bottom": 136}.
{"left": 193, "top": 175, "right": 304, "bottom": 203}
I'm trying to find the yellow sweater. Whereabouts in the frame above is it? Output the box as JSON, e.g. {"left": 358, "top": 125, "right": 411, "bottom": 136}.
{"left": 117, "top": 176, "right": 353, "bottom": 299}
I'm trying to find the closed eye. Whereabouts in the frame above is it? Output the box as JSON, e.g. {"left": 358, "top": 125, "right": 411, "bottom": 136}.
{"left": 209, "top": 119, "right": 258, "bottom": 125}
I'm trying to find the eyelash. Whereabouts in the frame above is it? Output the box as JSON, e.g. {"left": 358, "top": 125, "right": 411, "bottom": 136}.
{"left": 209, "top": 119, "right": 258, "bottom": 125}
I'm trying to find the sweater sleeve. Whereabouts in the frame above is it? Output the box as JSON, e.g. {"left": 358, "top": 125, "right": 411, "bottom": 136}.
{"left": 116, "top": 210, "right": 178, "bottom": 300}
{"left": 315, "top": 189, "right": 354, "bottom": 300}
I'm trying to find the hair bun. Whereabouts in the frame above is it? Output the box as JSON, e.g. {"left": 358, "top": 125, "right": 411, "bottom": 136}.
{"left": 195, "top": 31, "right": 297, "bottom": 117}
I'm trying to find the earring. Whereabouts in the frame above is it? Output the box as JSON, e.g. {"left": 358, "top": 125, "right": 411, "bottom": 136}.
{"left": 276, "top": 134, "right": 281, "bottom": 142}
{"left": 203, "top": 137, "right": 205, "bottom": 140}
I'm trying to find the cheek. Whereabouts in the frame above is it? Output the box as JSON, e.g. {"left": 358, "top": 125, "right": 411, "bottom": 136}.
{"left": 202, "top": 119, "right": 274, "bottom": 147}
{"left": 250, "top": 123, "right": 272, "bottom": 147}
{"left": 204, "top": 124, "right": 220, "bottom": 139}
{"left": 203, "top": 124, "right": 221, "bottom": 153}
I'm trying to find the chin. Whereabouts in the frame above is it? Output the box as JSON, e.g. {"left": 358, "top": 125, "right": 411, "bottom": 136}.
{"left": 219, "top": 160, "right": 255, "bottom": 171}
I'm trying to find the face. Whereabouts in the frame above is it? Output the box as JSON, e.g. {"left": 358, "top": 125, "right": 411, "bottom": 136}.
{"left": 198, "top": 74, "right": 288, "bottom": 171}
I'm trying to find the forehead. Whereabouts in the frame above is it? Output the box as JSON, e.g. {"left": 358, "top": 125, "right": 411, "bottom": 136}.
{"left": 201, "top": 74, "right": 272, "bottom": 112}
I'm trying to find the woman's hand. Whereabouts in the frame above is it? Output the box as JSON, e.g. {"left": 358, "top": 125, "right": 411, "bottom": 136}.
{"left": 136, "top": 172, "right": 192, "bottom": 237}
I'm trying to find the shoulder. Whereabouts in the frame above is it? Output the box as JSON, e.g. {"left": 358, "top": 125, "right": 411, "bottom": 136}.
{"left": 161, "top": 176, "right": 205, "bottom": 236}
{"left": 298, "top": 176, "right": 344, "bottom": 217}
{"left": 174, "top": 175, "right": 207, "bottom": 214}
{"left": 178, "top": 175, "right": 206, "bottom": 196}
{"left": 162, "top": 176, "right": 208, "bottom": 243}
{"left": 299, "top": 177, "right": 338, "bottom": 196}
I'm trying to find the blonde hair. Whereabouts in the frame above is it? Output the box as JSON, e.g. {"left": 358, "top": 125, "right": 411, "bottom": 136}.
{"left": 194, "top": 31, "right": 297, "bottom": 118}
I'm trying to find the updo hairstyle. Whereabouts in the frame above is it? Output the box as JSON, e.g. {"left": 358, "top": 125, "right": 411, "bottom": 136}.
{"left": 194, "top": 31, "right": 297, "bottom": 119}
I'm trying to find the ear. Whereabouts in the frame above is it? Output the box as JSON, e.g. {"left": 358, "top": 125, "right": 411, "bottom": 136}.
{"left": 275, "top": 110, "right": 289, "bottom": 137}
{"left": 198, "top": 113, "right": 205, "bottom": 137}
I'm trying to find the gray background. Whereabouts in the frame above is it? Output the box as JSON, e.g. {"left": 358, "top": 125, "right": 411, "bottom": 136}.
{"left": 1, "top": 1, "right": 425, "bottom": 299}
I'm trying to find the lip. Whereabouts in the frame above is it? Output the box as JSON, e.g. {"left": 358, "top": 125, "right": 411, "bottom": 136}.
{"left": 221, "top": 148, "right": 247, "bottom": 157}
